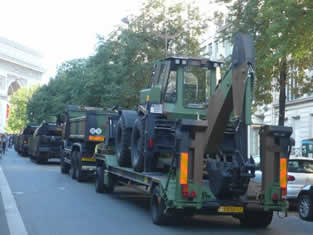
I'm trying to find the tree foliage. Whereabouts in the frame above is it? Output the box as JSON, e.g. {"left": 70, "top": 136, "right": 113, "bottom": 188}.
{"left": 6, "top": 86, "right": 39, "bottom": 133}
{"left": 27, "top": 0, "right": 209, "bottom": 123}
{"left": 214, "top": 0, "right": 313, "bottom": 125}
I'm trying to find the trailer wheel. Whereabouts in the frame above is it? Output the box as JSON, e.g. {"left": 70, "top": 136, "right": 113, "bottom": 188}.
{"left": 95, "top": 166, "right": 105, "bottom": 193}
{"left": 131, "top": 118, "right": 144, "bottom": 172}
{"left": 70, "top": 152, "right": 77, "bottom": 179}
{"left": 151, "top": 186, "right": 168, "bottom": 225}
{"left": 239, "top": 210, "right": 273, "bottom": 228}
{"left": 60, "top": 149, "right": 70, "bottom": 174}
{"left": 75, "top": 152, "right": 85, "bottom": 182}
{"left": 115, "top": 116, "right": 131, "bottom": 166}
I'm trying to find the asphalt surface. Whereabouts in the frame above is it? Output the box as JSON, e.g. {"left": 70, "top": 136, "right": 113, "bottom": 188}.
{"left": 0, "top": 148, "right": 312, "bottom": 235}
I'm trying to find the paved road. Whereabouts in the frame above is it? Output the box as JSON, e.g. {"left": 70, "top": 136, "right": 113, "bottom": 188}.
{"left": 0, "top": 148, "right": 312, "bottom": 235}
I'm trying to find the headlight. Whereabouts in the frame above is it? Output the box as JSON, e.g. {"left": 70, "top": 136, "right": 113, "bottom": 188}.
{"left": 150, "top": 104, "right": 163, "bottom": 114}
{"left": 89, "top": 128, "right": 96, "bottom": 135}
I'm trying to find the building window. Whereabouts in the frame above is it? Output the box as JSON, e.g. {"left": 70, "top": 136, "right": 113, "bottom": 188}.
{"left": 309, "top": 114, "right": 313, "bottom": 138}
{"left": 208, "top": 43, "right": 213, "bottom": 57}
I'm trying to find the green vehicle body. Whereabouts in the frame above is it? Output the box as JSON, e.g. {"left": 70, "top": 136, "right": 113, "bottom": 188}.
{"left": 28, "top": 122, "right": 63, "bottom": 163}
{"left": 60, "top": 105, "right": 117, "bottom": 181}
{"left": 15, "top": 125, "right": 38, "bottom": 156}
{"left": 95, "top": 34, "right": 293, "bottom": 226}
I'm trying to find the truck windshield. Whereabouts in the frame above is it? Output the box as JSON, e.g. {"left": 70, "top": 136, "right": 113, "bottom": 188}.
{"left": 183, "top": 65, "right": 210, "bottom": 108}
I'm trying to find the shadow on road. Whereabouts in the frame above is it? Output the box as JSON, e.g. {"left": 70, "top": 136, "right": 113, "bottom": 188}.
{"left": 101, "top": 187, "right": 275, "bottom": 232}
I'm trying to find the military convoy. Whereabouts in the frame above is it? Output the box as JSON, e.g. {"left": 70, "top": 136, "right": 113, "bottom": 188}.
{"left": 13, "top": 33, "right": 294, "bottom": 227}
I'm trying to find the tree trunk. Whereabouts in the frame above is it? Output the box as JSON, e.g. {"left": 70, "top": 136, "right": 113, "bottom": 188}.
{"left": 278, "top": 58, "right": 287, "bottom": 126}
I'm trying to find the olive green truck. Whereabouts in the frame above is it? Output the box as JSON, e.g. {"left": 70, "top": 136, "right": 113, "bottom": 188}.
{"left": 91, "top": 33, "right": 293, "bottom": 226}
{"left": 60, "top": 105, "right": 117, "bottom": 181}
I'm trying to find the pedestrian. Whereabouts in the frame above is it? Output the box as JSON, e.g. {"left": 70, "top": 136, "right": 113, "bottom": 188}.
{"left": 2, "top": 134, "right": 7, "bottom": 154}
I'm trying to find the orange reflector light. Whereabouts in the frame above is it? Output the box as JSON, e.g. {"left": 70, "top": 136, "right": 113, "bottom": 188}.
{"left": 88, "top": 136, "right": 104, "bottom": 141}
{"left": 180, "top": 152, "right": 188, "bottom": 184}
{"left": 280, "top": 158, "right": 287, "bottom": 196}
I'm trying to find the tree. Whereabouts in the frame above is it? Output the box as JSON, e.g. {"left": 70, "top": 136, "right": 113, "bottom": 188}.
{"left": 27, "top": 0, "right": 210, "bottom": 119}
{"left": 6, "top": 86, "right": 39, "bottom": 133}
{"left": 214, "top": 0, "right": 313, "bottom": 125}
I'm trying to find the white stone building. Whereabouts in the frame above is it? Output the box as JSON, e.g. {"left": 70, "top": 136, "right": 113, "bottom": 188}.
{"left": 0, "top": 36, "right": 45, "bottom": 133}
{"left": 205, "top": 28, "right": 313, "bottom": 157}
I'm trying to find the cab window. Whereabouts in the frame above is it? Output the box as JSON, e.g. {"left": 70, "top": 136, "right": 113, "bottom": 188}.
{"left": 164, "top": 71, "right": 177, "bottom": 103}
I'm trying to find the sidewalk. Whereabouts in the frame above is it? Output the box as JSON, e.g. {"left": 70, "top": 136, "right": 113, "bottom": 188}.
{"left": 0, "top": 162, "right": 10, "bottom": 235}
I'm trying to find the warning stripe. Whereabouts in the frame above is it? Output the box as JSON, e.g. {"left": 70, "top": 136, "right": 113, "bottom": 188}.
{"left": 180, "top": 152, "right": 188, "bottom": 184}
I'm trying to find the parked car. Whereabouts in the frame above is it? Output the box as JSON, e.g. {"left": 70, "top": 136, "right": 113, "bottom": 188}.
{"left": 287, "top": 157, "right": 313, "bottom": 199}
{"left": 297, "top": 185, "right": 313, "bottom": 221}
{"left": 249, "top": 156, "right": 313, "bottom": 200}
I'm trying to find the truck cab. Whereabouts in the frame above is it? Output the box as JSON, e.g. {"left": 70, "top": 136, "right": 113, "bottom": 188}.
{"left": 139, "top": 57, "right": 223, "bottom": 120}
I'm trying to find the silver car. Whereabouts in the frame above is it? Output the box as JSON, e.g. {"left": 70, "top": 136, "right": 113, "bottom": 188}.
{"left": 248, "top": 156, "right": 313, "bottom": 200}
{"left": 287, "top": 157, "right": 313, "bottom": 199}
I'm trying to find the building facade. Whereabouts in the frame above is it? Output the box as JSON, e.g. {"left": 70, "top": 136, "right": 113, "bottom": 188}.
{"left": 0, "top": 36, "right": 45, "bottom": 133}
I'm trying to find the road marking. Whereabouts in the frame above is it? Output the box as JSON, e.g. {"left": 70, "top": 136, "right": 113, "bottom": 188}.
{"left": 0, "top": 165, "right": 28, "bottom": 235}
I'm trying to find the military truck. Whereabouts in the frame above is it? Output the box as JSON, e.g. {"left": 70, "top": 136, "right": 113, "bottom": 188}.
{"left": 15, "top": 125, "right": 38, "bottom": 156}
{"left": 60, "top": 105, "right": 116, "bottom": 182}
{"left": 29, "top": 121, "right": 63, "bottom": 164}
{"left": 94, "top": 33, "right": 293, "bottom": 227}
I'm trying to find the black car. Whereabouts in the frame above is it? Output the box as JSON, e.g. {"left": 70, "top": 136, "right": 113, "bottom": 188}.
{"left": 298, "top": 185, "right": 313, "bottom": 221}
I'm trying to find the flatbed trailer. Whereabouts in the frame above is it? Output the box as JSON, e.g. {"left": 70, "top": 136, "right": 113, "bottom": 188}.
{"left": 96, "top": 154, "right": 246, "bottom": 212}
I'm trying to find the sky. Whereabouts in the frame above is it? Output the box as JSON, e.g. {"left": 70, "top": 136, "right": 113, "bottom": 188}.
{"left": 0, "top": 0, "right": 221, "bottom": 84}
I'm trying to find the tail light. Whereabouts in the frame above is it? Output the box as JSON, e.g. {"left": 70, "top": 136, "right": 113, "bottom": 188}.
{"left": 181, "top": 184, "right": 189, "bottom": 197}
{"left": 148, "top": 138, "right": 153, "bottom": 149}
{"left": 190, "top": 190, "right": 197, "bottom": 198}
{"left": 287, "top": 175, "right": 295, "bottom": 181}
{"left": 272, "top": 192, "right": 279, "bottom": 201}
{"left": 280, "top": 158, "right": 287, "bottom": 198}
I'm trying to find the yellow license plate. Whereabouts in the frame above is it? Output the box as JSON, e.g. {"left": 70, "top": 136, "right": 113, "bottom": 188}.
{"left": 81, "top": 157, "right": 96, "bottom": 162}
{"left": 217, "top": 206, "right": 244, "bottom": 213}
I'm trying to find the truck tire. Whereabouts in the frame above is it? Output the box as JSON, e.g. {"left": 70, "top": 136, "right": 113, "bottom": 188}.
{"left": 131, "top": 118, "right": 144, "bottom": 172}
{"left": 115, "top": 116, "right": 131, "bottom": 166}
{"left": 298, "top": 194, "right": 313, "bottom": 221}
{"left": 151, "top": 186, "right": 168, "bottom": 225}
{"left": 95, "top": 166, "right": 105, "bottom": 193}
{"left": 70, "top": 152, "right": 76, "bottom": 179}
{"left": 60, "top": 150, "right": 70, "bottom": 174}
{"left": 239, "top": 210, "right": 273, "bottom": 228}
{"left": 35, "top": 151, "right": 42, "bottom": 164}
{"left": 75, "top": 152, "right": 85, "bottom": 182}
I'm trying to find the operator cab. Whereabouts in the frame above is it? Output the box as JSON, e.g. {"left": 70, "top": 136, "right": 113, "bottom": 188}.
{"left": 141, "top": 56, "right": 223, "bottom": 120}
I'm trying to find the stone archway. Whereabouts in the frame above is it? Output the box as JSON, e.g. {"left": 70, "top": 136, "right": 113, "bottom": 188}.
{"left": 7, "top": 81, "right": 21, "bottom": 96}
